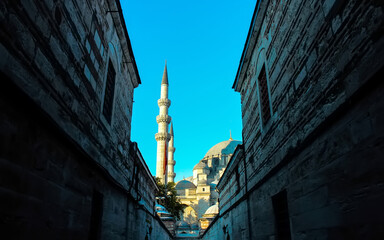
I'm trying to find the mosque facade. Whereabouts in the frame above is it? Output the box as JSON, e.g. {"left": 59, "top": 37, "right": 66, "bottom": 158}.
{"left": 175, "top": 137, "right": 241, "bottom": 225}
{"left": 153, "top": 64, "right": 240, "bottom": 236}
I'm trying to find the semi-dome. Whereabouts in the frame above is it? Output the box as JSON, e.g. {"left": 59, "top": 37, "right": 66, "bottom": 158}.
{"left": 204, "top": 204, "right": 219, "bottom": 215}
{"left": 193, "top": 161, "right": 208, "bottom": 170}
{"left": 175, "top": 180, "right": 196, "bottom": 190}
{"left": 204, "top": 139, "right": 241, "bottom": 158}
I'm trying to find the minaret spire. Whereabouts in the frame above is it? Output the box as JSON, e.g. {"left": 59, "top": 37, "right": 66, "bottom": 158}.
{"left": 167, "top": 122, "right": 176, "bottom": 183}
{"left": 161, "top": 61, "right": 168, "bottom": 85}
{"left": 155, "top": 62, "right": 172, "bottom": 184}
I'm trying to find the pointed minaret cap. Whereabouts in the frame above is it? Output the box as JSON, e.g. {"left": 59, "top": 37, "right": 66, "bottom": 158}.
{"left": 170, "top": 122, "right": 174, "bottom": 136}
{"left": 229, "top": 130, "right": 233, "bottom": 140}
{"left": 161, "top": 61, "right": 168, "bottom": 85}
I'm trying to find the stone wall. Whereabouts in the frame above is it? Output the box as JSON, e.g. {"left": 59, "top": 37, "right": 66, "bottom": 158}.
{"left": 0, "top": 0, "right": 139, "bottom": 188}
{"left": 0, "top": 0, "right": 171, "bottom": 239}
{"left": 202, "top": 146, "right": 252, "bottom": 240}
{"left": 209, "top": 0, "right": 384, "bottom": 239}
{"left": 0, "top": 80, "right": 171, "bottom": 239}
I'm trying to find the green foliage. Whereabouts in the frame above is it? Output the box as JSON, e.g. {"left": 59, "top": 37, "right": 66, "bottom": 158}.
{"left": 155, "top": 177, "right": 185, "bottom": 220}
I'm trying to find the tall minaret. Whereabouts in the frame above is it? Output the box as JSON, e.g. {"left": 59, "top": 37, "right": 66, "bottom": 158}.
{"left": 155, "top": 63, "right": 171, "bottom": 184}
{"left": 167, "top": 122, "right": 176, "bottom": 183}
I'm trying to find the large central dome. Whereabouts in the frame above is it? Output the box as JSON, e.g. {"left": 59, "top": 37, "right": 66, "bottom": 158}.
{"left": 204, "top": 139, "right": 242, "bottom": 158}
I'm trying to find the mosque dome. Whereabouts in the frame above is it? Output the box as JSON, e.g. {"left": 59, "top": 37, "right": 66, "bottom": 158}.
{"left": 204, "top": 204, "right": 219, "bottom": 215}
{"left": 175, "top": 180, "right": 196, "bottom": 190}
{"left": 204, "top": 139, "right": 242, "bottom": 158}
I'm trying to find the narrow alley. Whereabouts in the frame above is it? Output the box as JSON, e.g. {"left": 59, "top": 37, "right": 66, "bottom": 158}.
{"left": 1, "top": 0, "right": 384, "bottom": 239}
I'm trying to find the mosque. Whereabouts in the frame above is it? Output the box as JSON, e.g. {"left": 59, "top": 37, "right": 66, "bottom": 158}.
{"left": 154, "top": 63, "right": 241, "bottom": 235}
{"left": 174, "top": 136, "right": 241, "bottom": 230}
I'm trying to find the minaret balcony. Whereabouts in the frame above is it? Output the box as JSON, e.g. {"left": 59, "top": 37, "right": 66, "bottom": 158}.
{"left": 155, "top": 132, "right": 171, "bottom": 141}
{"left": 156, "top": 115, "right": 172, "bottom": 124}
{"left": 158, "top": 98, "right": 171, "bottom": 107}
{"left": 168, "top": 146, "right": 176, "bottom": 152}
{"left": 167, "top": 159, "right": 176, "bottom": 165}
{"left": 168, "top": 172, "right": 176, "bottom": 178}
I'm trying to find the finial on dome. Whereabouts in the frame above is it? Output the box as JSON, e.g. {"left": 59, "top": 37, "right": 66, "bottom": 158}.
{"left": 161, "top": 61, "right": 168, "bottom": 85}
{"left": 229, "top": 130, "right": 233, "bottom": 140}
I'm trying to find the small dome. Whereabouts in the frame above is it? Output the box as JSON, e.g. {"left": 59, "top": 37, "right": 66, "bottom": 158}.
{"left": 204, "top": 204, "right": 219, "bottom": 215}
{"left": 193, "top": 161, "right": 208, "bottom": 170}
{"left": 204, "top": 139, "right": 241, "bottom": 158}
{"left": 175, "top": 180, "right": 196, "bottom": 190}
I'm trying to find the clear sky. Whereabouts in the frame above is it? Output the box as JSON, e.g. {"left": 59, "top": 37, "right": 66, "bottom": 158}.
{"left": 121, "top": 1, "right": 256, "bottom": 182}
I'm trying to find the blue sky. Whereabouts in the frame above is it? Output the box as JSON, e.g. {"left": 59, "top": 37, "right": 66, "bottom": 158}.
{"left": 121, "top": 1, "right": 255, "bottom": 182}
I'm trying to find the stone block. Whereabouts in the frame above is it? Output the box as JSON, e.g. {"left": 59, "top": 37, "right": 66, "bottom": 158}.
{"left": 306, "top": 48, "right": 317, "bottom": 72}
{"left": 290, "top": 186, "right": 329, "bottom": 215}
{"left": 294, "top": 66, "right": 307, "bottom": 89}
{"left": 20, "top": 0, "right": 38, "bottom": 21}
{"left": 49, "top": 36, "right": 69, "bottom": 69}
{"left": 34, "top": 48, "right": 55, "bottom": 82}
{"left": 322, "top": 0, "right": 336, "bottom": 18}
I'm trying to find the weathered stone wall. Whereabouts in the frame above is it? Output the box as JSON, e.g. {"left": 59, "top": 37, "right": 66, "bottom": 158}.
{"left": 0, "top": 80, "right": 171, "bottom": 239}
{"left": 0, "top": 0, "right": 139, "bottom": 189}
{"left": 202, "top": 146, "right": 252, "bottom": 240}
{"left": 0, "top": 0, "right": 171, "bottom": 239}
{"left": 219, "top": 0, "right": 384, "bottom": 239}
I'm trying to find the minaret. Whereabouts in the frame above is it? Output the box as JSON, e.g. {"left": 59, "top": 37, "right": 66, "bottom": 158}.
{"left": 155, "top": 63, "right": 171, "bottom": 184}
{"left": 167, "top": 122, "right": 176, "bottom": 183}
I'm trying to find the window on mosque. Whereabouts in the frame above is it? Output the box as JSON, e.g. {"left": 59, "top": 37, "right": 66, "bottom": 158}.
{"left": 272, "top": 190, "right": 291, "bottom": 240}
{"left": 258, "top": 65, "right": 271, "bottom": 125}
{"left": 83, "top": 26, "right": 105, "bottom": 91}
{"left": 102, "top": 60, "right": 116, "bottom": 124}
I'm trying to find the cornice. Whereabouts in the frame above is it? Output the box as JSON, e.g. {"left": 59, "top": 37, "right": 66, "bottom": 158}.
{"left": 167, "top": 159, "right": 176, "bottom": 165}
{"left": 158, "top": 98, "right": 171, "bottom": 107}
{"left": 168, "top": 146, "right": 176, "bottom": 153}
{"left": 155, "top": 132, "right": 171, "bottom": 141}
{"left": 156, "top": 115, "right": 172, "bottom": 124}
{"left": 168, "top": 172, "right": 176, "bottom": 178}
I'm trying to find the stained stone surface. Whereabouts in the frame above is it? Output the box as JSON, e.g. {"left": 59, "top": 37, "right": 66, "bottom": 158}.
{"left": 202, "top": 0, "right": 384, "bottom": 239}
{"left": 0, "top": 0, "right": 171, "bottom": 239}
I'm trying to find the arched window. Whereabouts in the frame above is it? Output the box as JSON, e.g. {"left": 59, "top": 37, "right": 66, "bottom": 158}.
{"left": 102, "top": 59, "right": 116, "bottom": 123}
